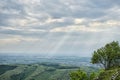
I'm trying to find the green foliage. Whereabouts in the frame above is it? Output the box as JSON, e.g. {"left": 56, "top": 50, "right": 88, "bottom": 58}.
{"left": 89, "top": 72, "right": 97, "bottom": 80}
{"left": 70, "top": 69, "right": 88, "bottom": 80}
{"left": 97, "top": 68, "right": 120, "bottom": 80}
{"left": 70, "top": 68, "right": 120, "bottom": 80}
{"left": 70, "top": 41, "right": 120, "bottom": 80}
{"left": 69, "top": 69, "right": 97, "bottom": 80}
{"left": 91, "top": 41, "right": 120, "bottom": 70}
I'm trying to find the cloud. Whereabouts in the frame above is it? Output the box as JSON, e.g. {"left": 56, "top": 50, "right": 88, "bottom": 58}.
{"left": 50, "top": 25, "right": 102, "bottom": 32}
{"left": 0, "top": 35, "right": 43, "bottom": 47}
{"left": 74, "top": 18, "right": 85, "bottom": 24}
{"left": 0, "top": 0, "right": 120, "bottom": 56}
{"left": 50, "top": 20, "right": 120, "bottom": 33}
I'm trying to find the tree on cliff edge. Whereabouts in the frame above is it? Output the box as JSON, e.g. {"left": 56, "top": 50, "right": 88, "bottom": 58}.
{"left": 91, "top": 41, "right": 120, "bottom": 70}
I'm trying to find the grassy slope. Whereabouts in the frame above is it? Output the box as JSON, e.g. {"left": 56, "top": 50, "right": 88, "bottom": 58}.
{"left": 0, "top": 65, "right": 17, "bottom": 75}
{"left": 0, "top": 64, "right": 79, "bottom": 80}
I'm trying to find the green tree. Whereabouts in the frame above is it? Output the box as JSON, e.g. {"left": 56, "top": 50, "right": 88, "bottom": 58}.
{"left": 70, "top": 69, "right": 88, "bottom": 80}
{"left": 91, "top": 41, "right": 120, "bottom": 70}
{"left": 70, "top": 69, "right": 97, "bottom": 80}
{"left": 89, "top": 72, "right": 97, "bottom": 80}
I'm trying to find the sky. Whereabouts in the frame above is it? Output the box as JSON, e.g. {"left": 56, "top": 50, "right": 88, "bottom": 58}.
{"left": 0, "top": 0, "right": 120, "bottom": 57}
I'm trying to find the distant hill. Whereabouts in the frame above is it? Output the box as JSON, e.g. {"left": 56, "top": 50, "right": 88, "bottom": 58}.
{"left": 0, "top": 63, "right": 98, "bottom": 80}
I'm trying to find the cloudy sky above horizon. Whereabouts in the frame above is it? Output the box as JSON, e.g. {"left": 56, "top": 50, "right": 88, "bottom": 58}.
{"left": 0, "top": 0, "right": 120, "bottom": 57}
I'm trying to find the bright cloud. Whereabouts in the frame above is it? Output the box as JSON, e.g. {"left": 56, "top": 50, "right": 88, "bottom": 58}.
{"left": 50, "top": 25, "right": 104, "bottom": 32}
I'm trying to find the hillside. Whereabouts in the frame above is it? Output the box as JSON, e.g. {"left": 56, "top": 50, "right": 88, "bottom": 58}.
{"left": 97, "top": 68, "right": 120, "bottom": 80}
{"left": 0, "top": 63, "right": 98, "bottom": 80}
{"left": 0, "top": 64, "right": 71, "bottom": 80}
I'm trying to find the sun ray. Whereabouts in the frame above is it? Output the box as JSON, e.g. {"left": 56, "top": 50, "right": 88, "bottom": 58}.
{"left": 47, "top": 31, "right": 72, "bottom": 58}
